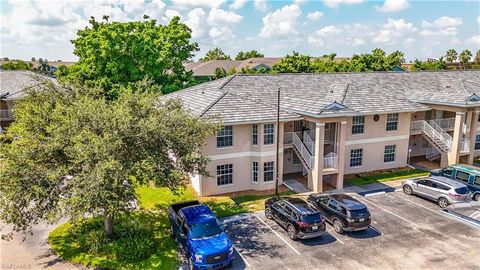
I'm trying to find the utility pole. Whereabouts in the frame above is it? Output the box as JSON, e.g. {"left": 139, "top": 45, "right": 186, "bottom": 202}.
{"left": 275, "top": 87, "right": 280, "bottom": 198}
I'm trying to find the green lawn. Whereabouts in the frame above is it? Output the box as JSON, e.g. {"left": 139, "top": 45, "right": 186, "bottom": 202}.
{"left": 345, "top": 168, "right": 429, "bottom": 186}
{"left": 49, "top": 184, "right": 290, "bottom": 270}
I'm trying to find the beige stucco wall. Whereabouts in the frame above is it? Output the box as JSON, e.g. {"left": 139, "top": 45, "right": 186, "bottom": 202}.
{"left": 198, "top": 122, "right": 285, "bottom": 196}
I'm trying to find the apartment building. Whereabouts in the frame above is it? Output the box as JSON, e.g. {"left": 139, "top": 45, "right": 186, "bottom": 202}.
{"left": 163, "top": 71, "right": 480, "bottom": 196}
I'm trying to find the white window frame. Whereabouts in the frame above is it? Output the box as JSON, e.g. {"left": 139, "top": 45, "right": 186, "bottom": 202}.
{"left": 384, "top": 145, "right": 396, "bottom": 163}
{"left": 216, "top": 164, "right": 233, "bottom": 186}
{"left": 386, "top": 113, "right": 399, "bottom": 131}
{"left": 264, "top": 161, "right": 274, "bottom": 182}
{"left": 352, "top": 116, "right": 365, "bottom": 135}
{"left": 293, "top": 120, "right": 303, "bottom": 132}
{"left": 475, "top": 134, "right": 480, "bottom": 150}
{"left": 350, "top": 148, "right": 363, "bottom": 168}
{"left": 217, "top": 126, "right": 233, "bottom": 148}
{"left": 264, "top": 124, "right": 274, "bottom": 145}
{"left": 252, "top": 161, "right": 259, "bottom": 183}
{"left": 292, "top": 152, "right": 301, "bottom": 165}
{"left": 252, "top": 124, "right": 258, "bottom": 145}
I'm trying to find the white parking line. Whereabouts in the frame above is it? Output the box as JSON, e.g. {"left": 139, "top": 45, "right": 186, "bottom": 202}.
{"left": 392, "top": 193, "right": 444, "bottom": 216}
{"left": 469, "top": 211, "right": 480, "bottom": 219}
{"left": 254, "top": 215, "right": 301, "bottom": 255}
{"left": 361, "top": 197, "right": 419, "bottom": 227}
{"left": 326, "top": 229, "right": 344, "bottom": 245}
{"left": 233, "top": 245, "right": 251, "bottom": 268}
{"left": 364, "top": 191, "right": 386, "bottom": 197}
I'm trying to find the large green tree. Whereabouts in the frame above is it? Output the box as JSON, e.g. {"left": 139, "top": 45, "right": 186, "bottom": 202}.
{"left": 445, "top": 49, "right": 458, "bottom": 63}
{"left": 235, "top": 50, "right": 264, "bottom": 60}
{"left": 272, "top": 51, "right": 313, "bottom": 73}
{"left": 459, "top": 49, "right": 472, "bottom": 69}
{"left": 411, "top": 57, "right": 447, "bottom": 71}
{"left": 60, "top": 16, "right": 198, "bottom": 98}
{"left": 0, "top": 81, "right": 216, "bottom": 237}
{"left": 199, "top": 48, "right": 231, "bottom": 62}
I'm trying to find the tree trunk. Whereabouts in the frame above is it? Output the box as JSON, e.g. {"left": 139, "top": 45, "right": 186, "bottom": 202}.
{"left": 104, "top": 213, "right": 113, "bottom": 237}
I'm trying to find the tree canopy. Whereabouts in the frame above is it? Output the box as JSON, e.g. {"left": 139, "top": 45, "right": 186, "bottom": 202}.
{"left": 199, "top": 48, "right": 231, "bottom": 62}
{"left": 0, "top": 81, "right": 216, "bottom": 237}
{"left": 235, "top": 50, "right": 264, "bottom": 60}
{"left": 59, "top": 16, "right": 198, "bottom": 99}
{"left": 445, "top": 49, "right": 458, "bottom": 63}
{"left": 459, "top": 49, "right": 472, "bottom": 69}
{"left": 410, "top": 57, "right": 447, "bottom": 71}
{"left": 0, "top": 60, "right": 33, "bottom": 70}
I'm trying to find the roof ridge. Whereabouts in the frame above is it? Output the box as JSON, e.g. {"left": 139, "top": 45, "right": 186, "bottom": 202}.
{"left": 199, "top": 90, "right": 229, "bottom": 118}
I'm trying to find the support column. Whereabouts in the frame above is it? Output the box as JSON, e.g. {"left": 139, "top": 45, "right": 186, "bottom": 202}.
{"left": 312, "top": 123, "right": 325, "bottom": 192}
{"left": 448, "top": 112, "right": 465, "bottom": 164}
{"left": 467, "top": 111, "right": 479, "bottom": 164}
{"left": 336, "top": 121, "right": 347, "bottom": 189}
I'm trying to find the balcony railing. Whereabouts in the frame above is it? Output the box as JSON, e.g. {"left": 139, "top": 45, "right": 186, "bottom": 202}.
{"left": 430, "top": 118, "right": 455, "bottom": 130}
{"left": 323, "top": 152, "right": 338, "bottom": 170}
{"left": 460, "top": 139, "right": 470, "bottom": 153}
{"left": 0, "top": 109, "right": 13, "bottom": 120}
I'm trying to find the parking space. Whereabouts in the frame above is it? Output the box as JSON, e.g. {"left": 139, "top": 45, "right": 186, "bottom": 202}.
{"left": 222, "top": 191, "right": 480, "bottom": 270}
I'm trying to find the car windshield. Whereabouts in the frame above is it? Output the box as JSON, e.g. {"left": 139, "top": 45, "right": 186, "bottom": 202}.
{"left": 189, "top": 220, "right": 223, "bottom": 239}
{"left": 349, "top": 208, "right": 369, "bottom": 218}
{"left": 301, "top": 213, "right": 322, "bottom": 223}
{"left": 454, "top": 187, "right": 470, "bottom": 194}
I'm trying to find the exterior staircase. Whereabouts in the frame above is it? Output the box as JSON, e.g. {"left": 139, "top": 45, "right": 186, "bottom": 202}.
{"left": 411, "top": 119, "right": 453, "bottom": 156}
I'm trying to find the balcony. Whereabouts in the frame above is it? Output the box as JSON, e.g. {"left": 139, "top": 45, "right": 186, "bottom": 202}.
{"left": 460, "top": 139, "right": 470, "bottom": 153}
{"left": 410, "top": 118, "right": 455, "bottom": 134}
{"left": 323, "top": 152, "right": 338, "bottom": 171}
{"left": 0, "top": 109, "right": 13, "bottom": 120}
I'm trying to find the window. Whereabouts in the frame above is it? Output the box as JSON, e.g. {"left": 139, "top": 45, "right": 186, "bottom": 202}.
{"left": 264, "top": 124, "right": 274, "bottom": 145}
{"left": 217, "top": 126, "right": 233, "bottom": 148}
{"left": 475, "top": 135, "right": 480, "bottom": 150}
{"left": 352, "top": 116, "right": 365, "bottom": 134}
{"left": 264, "top": 161, "right": 274, "bottom": 182}
{"left": 293, "top": 120, "right": 303, "bottom": 132}
{"left": 252, "top": 162, "right": 258, "bottom": 183}
{"left": 455, "top": 171, "right": 470, "bottom": 183}
{"left": 216, "top": 164, "right": 233, "bottom": 186}
{"left": 435, "top": 183, "right": 450, "bottom": 191}
{"left": 417, "top": 180, "right": 430, "bottom": 186}
{"left": 317, "top": 197, "right": 329, "bottom": 206}
{"left": 386, "top": 113, "right": 399, "bottom": 131}
{"left": 384, "top": 145, "right": 396, "bottom": 163}
{"left": 292, "top": 152, "right": 301, "bottom": 165}
{"left": 350, "top": 148, "right": 363, "bottom": 167}
{"left": 442, "top": 168, "right": 453, "bottom": 177}
{"left": 252, "top": 124, "right": 258, "bottom": 145}
{"left": 475, "top": 176, "right": 480, "bottom": 185}
{"left": 327, "top": 199, "right": 339, "bottom": 210}
{"left": 283, "top": 205, "right": 293, "bottom": 216}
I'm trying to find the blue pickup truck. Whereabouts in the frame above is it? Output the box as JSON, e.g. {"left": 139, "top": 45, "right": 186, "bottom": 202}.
{"left": 169, "top": 201, "right": 234, "bottom": 270}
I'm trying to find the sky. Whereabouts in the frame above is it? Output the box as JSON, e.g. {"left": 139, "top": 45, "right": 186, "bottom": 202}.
{"left": 0, "top": 0, "right": 479, "bottom": 62}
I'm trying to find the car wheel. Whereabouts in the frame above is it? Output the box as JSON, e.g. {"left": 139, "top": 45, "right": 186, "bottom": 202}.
{"left": 403, "top": 185, "right": 413, "bottom": 195}
{"left": 438, "top": 197, "right": 449, "bottom": 208}
{"left": 474, "top": 193, "right": 480, "bottom": 201}
{"left": 287, "top": 224, "right": 298, "bottom": 240}
{"left": 265, "top": 207, "right": 273, "bottom": 220}
{"left": 333, "top": 219, "right": 344, "bottom": 234}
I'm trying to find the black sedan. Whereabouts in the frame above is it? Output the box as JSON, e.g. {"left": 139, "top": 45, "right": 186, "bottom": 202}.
{"left": 265, "top": 197, "right": 326, "bottom": 240}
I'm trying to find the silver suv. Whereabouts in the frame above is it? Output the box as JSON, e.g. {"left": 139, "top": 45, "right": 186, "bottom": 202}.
{"left": 402, "top": 176, "right": 470, "bottom": 208}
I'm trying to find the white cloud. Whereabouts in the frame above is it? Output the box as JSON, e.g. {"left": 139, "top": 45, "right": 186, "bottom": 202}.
{"left": 259, "top": 4, "right": 301, "bottom": 38}
{"left": 171, "top": 0, "right": 225, "bottom": 9}
{"left": 164, "top": 9, "right": 181, "bottom": 20}
{"left": 375, "top": 0, "right": 409, "bottom": 13}
{"left": 373, "top": 18, "right": 417, "bottom": 44}
{"left": 308, "top": 23, "right": 373, "bottom": 47}
{"left": 209, "top": 26, "right": 235, "bottom": 45}
{"left": 207, "top": 8, "right": 242, "bottom": 26}
{"left": 184, "top": 8, "right": 207, "bottom": 38}
{"left": 478, "top": 16, "right": 480, "bottom": 26}
{"left": 229, "top": 0, "right": 247, "bottom": 10}
{"left": 403, "top": 38, "right": 415, "bottom": 47}
{"left": 422, "top": 16, "right": 463, "bottom": 28}
{"left": 466, "top": 35, "right": 480, "bottom": 46}
{"left": 254, "top": 0, "right": 268, "bottom": 12}
{"left": 323, "top": 0, "right": 364, "bottom": 8}
{"left": 307, "top": 11, "right": 324, "bottom": 21}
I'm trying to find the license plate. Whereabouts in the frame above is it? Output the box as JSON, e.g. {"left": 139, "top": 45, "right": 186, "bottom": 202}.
{"left": 312, "top": 226, "right": 318, "bottom": 230}
{"left": 359, "top": 218, "right": 365, "bottom": 222}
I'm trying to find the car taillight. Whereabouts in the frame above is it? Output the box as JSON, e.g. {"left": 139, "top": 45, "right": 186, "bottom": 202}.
{"left": 296, "top": 221, "right": 309, "bottom": 228}
{"left": 449, "top": 192, "right": 462, "bottom": 198}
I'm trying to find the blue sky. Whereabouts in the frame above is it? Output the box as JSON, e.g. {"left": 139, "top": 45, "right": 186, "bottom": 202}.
{"left": 1, "top": 0, "right": 479, "bottom": 62}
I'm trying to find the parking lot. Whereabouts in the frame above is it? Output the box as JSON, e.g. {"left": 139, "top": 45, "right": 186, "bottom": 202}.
{"left": 222, "top": 191, "right": 480, "bottom": 270}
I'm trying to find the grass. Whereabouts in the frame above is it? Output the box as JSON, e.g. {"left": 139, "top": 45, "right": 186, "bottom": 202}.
{"left": 49, "top": 184, "right": 290, "bottom": 269}
{"left": 345, "top": 168, "right": 429, "bottom": 186}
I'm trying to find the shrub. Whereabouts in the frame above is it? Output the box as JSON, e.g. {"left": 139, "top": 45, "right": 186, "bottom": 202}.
{"left": 79, "top": 228, "right": 109, "bottom": 254}
{"left": 111, "top": 218, "right": 156, "bottom": 263}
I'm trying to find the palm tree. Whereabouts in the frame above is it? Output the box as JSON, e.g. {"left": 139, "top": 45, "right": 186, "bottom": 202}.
{"left": 199, "top": 48, "right": 231, "bottom": 62}
{"left": 459, "top": 49, "right": 472, "bottom": 70}
{"left": 445, "top": 49, "right": 457, "bottom": 63}
{"left": 474, "top": 49, "right": 480, "bottom": 65}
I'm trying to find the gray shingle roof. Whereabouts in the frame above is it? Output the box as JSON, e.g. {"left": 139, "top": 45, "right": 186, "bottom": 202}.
{"left": 0, "top": 70, "right": 49, "bottom": 100}
{"left": 162, "top": 70, "right": 480, "bottom": 124}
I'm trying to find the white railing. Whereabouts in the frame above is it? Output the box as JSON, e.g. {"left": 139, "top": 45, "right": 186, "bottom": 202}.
{"left": 292, "top": 132, "right": 314, "bottom": 169}
{"left": 426, "top": 147, "right": 441, "bottom": 160}
{"left": 460, "top": 139, "right": 470, "bottom": 153}
{"left": 303, "top": 131, "right": 315, "bottom": 155}
{"left": 284, "top": 132, "right": 294, "bottom": 145}
{"left": 305, "top": 130, "right": 315, "bottom": 140}
{"left": 410, "top": 120, "right": 452, "bottom": 152}
{"left": 0, "top": 109, "right": 13, "bottom": 120}
{"left": 323, "top": 152, "right": 338, "bottom": 170}
{"left": 429, "top": 118, "right": 455, "bottom": 130}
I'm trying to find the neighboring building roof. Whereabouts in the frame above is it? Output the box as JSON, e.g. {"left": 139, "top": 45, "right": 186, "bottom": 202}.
{"left": 0, "top": 70, "right": 49, "bottom": 100}
{"left": 161, "top": 70, "right": 480, "bottom": 124}
{"left": 184, "top": 60, "right": 242, "bottom": 77}
{"left": 236, "top": 57, "right": 282, "bottom": 70}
